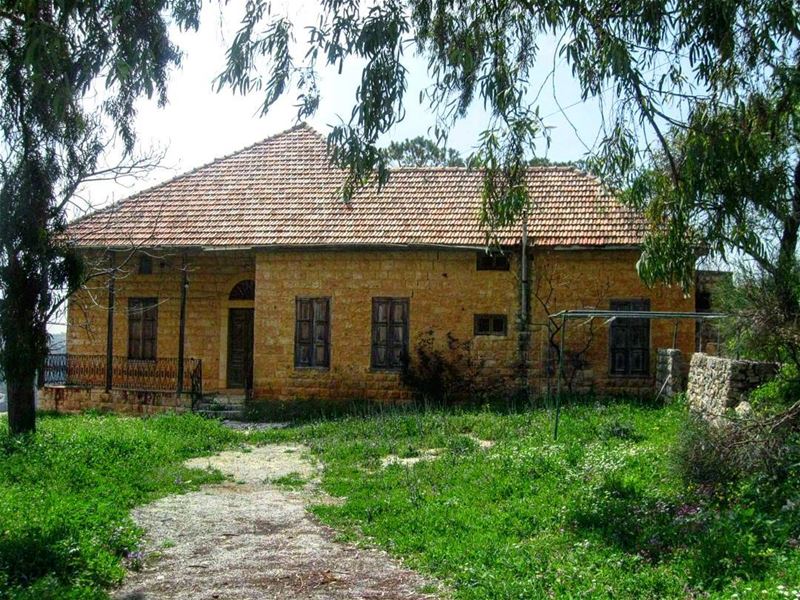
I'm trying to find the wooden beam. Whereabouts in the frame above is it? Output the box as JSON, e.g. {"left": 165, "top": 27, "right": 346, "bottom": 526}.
{"left": 176, "top": 255, "right": 188, "bottom": 394}
{"left": 105, "top": 252, "right": 115, "bottom": 392}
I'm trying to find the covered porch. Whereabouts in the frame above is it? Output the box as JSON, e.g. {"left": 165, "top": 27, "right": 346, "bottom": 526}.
{"left": 40, "top": 249, "right": 260, "bottom": 413}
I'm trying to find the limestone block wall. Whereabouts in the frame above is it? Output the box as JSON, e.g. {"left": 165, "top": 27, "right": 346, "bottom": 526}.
{"left": 687, "top": 353, "right": 779, "bottom": 417}
{"left": 252, "top": 249, "right": 520, "bottom": 401}
{"left": 59, "top": 246, "right": 699, "bottom": 410}
{"left": 528, "top": 250, "right": 695, "bottom": 395}
{"left": 39, "top": 386, "right": 190, "bottom": 414}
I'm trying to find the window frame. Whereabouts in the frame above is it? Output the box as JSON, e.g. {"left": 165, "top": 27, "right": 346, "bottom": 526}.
{"left": 476, "top": 251, "right": 511, "bottom": 271}
{"left": 294, "top": 297, "right": 331, "bottom": 369}
{"left": 138, "top": 254, "right": 153, "bottom": 275}
{"left": 474, "top": 314, "right": 508, "bottom": 337}
{"left": 127, "top": 297, "right": 158, "bottom": 361}
{"left": 371, "top": 297, "right": 410, "bottom": 371}
{"left": 608, "top": 298, "right": 651, "bottom": 377}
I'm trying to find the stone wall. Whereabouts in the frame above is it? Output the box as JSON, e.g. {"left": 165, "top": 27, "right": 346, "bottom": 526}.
{"left": 64, "top": 247, "right": 697, "bottom": 407}
{"left": 527, "top": 250, "right": 696, "bottom": 396}
{"left": 656, "top": 349, "right": 686, "bottom": 398}
{"left": 253, "top": 249, "right": 520, "bottom": 400}
{"left": 687, "top": 353, "right": 779, "bottom": 418}
{"left": 39, "top": 386, "right": 190, "bottom": 415}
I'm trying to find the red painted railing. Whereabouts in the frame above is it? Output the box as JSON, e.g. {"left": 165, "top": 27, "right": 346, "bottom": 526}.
{"left": 43, "top": 354, "right": 202, "bottom": 399}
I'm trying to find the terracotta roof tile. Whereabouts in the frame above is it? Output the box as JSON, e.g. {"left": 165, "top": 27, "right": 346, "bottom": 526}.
{"left": 68, "top": 123, "right": 645, "bottom": 249}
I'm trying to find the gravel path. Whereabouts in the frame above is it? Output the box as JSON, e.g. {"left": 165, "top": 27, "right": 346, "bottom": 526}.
{"left": 114, "top": 445, "right": 441, "bottom": 600}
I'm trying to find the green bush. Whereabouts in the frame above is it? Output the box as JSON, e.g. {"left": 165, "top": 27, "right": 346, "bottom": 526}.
{"left": 749, "top": 363, "right": 800, "bottom": 411}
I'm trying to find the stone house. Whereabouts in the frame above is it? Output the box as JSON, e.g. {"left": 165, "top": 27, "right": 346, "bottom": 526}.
{"left": 40, "top": 124, "right": 696, "bottom": 413}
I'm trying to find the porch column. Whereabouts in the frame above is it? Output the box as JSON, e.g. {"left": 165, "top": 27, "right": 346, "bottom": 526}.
{"left": 105, "top": 252, "right": 116, "bottom": 391}
{"left": 176, "top": 255, "right": 188, "bottom": 394}
{"left": 518, "top": 209, "right": 530, "bottom": 398}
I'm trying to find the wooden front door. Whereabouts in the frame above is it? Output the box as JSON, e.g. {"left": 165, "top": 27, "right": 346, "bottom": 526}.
{"left": 227, "top": 308, "right": 254, "bottom": 389}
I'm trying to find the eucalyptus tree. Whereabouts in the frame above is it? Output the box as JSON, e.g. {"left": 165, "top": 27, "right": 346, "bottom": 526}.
{"left": 0, "top": 0, "right": 203, "bottom": 434}
{"left": 217, "top": 0, "right": 800, "bottom": 314}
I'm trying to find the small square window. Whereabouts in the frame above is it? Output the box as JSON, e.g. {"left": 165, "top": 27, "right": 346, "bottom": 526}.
{"left": 138, "top": 255, "right": 153, "bottom": 275}
{"left": 476, "top": 251, "right": 510, "bottom": 271}
{"left": 474, "top": 314, "right": 507, "bottom": 336}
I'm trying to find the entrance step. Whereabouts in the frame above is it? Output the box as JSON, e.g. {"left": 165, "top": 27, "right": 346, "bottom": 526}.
{"left": 193, "top": 396, "right": 246, "bottom": 420}
{"left": 196, "top": 408, "right": 245, "bottom": 420}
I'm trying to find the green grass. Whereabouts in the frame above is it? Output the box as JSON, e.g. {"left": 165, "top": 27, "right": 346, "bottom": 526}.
{"left": 0, "top": 412, "right": 238, "bottom": 599}
{"left": 250, "top": 400, "right": 800, "bottom": 599}
{"left": 2, "top": 401, "right": 799, "bottom": 599}
{"left": 269, "top": 471, "right": 308, "bottom": 489}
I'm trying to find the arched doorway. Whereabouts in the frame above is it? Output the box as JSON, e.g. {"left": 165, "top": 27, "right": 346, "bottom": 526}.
{"left": 226, "top": 280, "right": 255, "bottom": 389}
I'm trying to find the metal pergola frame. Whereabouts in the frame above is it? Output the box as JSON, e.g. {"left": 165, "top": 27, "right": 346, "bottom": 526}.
{"left": 548, "top": 309, "right": 727, "bottom": 440}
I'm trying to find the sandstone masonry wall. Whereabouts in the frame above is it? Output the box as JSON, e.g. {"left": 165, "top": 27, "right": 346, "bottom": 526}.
{"left": 39, "top": 386, "right": 190, "bottom": 414}
{"left": 57, "top": 247, "right": 697, "bottom": 411}
{"left": 252, "top": 249, "right": 520, "bottom": 400}
{"left": 528, "top": 250, "right": 695, "bottom": 395}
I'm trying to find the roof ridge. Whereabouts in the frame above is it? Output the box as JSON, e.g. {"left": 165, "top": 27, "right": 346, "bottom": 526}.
{"left": 69, "top": 121, "right": 326, "bottom": 227}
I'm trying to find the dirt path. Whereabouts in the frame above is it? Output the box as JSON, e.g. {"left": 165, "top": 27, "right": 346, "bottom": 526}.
{"left": 114, "top": 445, "right": 441, "bottom": 600}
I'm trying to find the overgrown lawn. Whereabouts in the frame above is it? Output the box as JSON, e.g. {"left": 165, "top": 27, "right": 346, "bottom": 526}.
{"left": 253, "top": 401, "right": 800, "bottom": 599}
{"left": 2, "top": 401, "right": 799, "bottom": 598}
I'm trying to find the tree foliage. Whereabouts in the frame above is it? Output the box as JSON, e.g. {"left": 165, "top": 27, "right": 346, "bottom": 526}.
{"left": 218, "top": 0, "right": 799, "bottom": 299}
{"left": 0, "top": 0, "right": 202, "bottom": 433}
{"left": 383, "top": 136, "right": 465, "bottom": 167}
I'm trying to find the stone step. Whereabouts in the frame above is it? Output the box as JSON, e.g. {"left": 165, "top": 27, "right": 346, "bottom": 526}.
{"left": 194, "top": 402, "right": 243, "bottom": 412}
{"left": 201, "top": 394, "right": 247, "bottom": 407}
{"left": 196, "top": 408, "right": 245, "bottom": 420}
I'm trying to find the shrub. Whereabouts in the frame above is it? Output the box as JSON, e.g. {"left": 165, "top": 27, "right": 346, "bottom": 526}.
{"left": 673, "top": 410, "right": 800, "bottom": 487}
{"left": 401, "top": 330, "right": 514, "bottom": 406}
{"left": 598, "top": 418, "right": 643, "bottom": 442}
{"left": 749, "top": 363, "right": 800, "bottom": 412}
{"left": 672, "top": 416, "right": 745, "bottom": 485}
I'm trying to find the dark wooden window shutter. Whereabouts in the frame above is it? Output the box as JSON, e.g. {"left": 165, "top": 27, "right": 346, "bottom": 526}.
{"left": 609, "top": 299, "right": 650, "bottom": 376}
{"left": 371, "top": 298, "right": 409, "bottom": 370}
{"left": 128, "top": 298, "right": 158, "bottom": 360}
{"left": 295, "top": 297, "right": 330, "bottom": 368}
{"left": 138, "top": 254, "right": 153, "bottom": 275}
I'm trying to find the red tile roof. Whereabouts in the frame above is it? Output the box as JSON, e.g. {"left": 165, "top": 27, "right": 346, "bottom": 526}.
{"left": 68, "top": 123, "right": 645, "bottom": 249}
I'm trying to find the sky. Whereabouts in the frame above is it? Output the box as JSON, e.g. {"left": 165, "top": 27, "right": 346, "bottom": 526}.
{"left": 79, "top": 0, "right": 608, "bottom": 211}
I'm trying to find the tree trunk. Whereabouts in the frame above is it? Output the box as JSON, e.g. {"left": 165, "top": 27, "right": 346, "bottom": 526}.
{"left": 775, "top": 160, "right": 800, "bottom": 319}
{"left": 7, "top": 376, "right": 36, "bottom": 434}
{"left": 3, "top": 254, "right": 44, "bottom": 435}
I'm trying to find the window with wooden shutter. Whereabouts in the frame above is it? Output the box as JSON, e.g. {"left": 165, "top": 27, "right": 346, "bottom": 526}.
{"left": 609, "top": 299, "right": 650, "bottom": 376}
{"left": 128, "top": 298, "right": 158, "bottom": 360}
{"left": 371, "top": 298, "right": 409, "bottom": 370}
{"left": 295, "top": 297, "right": 330, "bottom": 368}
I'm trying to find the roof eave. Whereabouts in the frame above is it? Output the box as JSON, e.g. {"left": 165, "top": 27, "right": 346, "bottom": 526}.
{"left": 71, "top": 241, "right": 644, "bottom": 253}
